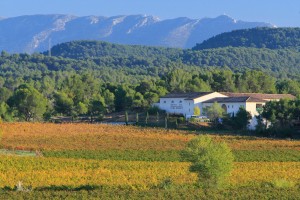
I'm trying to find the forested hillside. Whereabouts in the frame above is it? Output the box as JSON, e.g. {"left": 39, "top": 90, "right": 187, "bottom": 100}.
{"left": 193, "top": 27, "right": 300, "bottom": 50}
{"left": 1, "top": 36, "right": 300, "bottom": 122}
{"left": 184, "top": 47, "right": 300, "bottom": 77}
{"left": 46, "top": 41, "right": 183, "bottom": 60}
{"left": 0, "top": 50, "right": 300, "bottom": 122}
{"left": 46, "top": 41, "right": 300, "bottom": 78}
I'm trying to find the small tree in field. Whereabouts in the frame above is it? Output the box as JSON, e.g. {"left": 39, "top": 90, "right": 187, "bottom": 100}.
{"left": 204, "top": 102, "right": 224, "bottom": 125}
{"left": 193, "top": 106, "right": 200, "bottom": 116}
{"left": 181, "top": 135, "right": 234, "bottom": 188}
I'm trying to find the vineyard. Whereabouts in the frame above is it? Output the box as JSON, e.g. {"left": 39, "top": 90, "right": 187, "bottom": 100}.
{"left": 0, "top": 123, "right": 300, "bottom": 199}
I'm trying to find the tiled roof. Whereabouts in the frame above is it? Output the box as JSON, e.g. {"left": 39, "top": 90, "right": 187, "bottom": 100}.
{"left": 202, "top": 96, "right": 267, "bottom": 103}
{"left": 161, "top": 92, "right": 213, "bottom": 99}
{"left": 220, "top": 92, "right": 295, "bottom": 100}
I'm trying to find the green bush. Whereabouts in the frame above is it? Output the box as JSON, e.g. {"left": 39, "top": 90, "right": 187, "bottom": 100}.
{"left": 181, "top": 135, "right": 234, "bottom": 188}
{"left": 148, "top": 106, "right": 165, "bottom": 115}
{"left": 178, "top": 117, "right": 185, "bottom": 123}
{"left": 155, "top": 177, "right": 174, "bottom": 190}
{"left": 271, "top": 179, "right": 296, "bottom": 188}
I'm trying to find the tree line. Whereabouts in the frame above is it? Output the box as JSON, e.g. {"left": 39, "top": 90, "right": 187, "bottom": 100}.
{"left": 193, "top": 27, "right": 300, "bottom": 50}
{"left": 0, "top": 67, "right": 299, "bottom": 122}
{"left": 45, "top": 40, "right": 300, "bottom": 79}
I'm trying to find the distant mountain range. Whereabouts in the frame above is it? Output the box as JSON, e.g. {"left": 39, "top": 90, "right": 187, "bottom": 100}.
{"left": 0, "top": 14, "right": 274, "bottom": 53}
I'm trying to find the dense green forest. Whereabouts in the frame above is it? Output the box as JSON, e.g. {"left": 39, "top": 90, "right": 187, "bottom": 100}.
{"left": 46, "top": 40, "right": 183, "bottom": 60}
{"left": 0, "top": 52, "right": 299, "bottom": 122}
{"left": 193, "top": 27, "right": 300, "bottom": 50}
{"left": 46, "top": 40, "right": 300, "bottom": 78}
{"left": 0, "top": 36, "right": 300, "bottom": 122}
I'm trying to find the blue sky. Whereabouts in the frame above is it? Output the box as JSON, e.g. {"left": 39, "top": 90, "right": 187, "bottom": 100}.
{"left": 1, "top": 0, "right": 299, "bottom": 27}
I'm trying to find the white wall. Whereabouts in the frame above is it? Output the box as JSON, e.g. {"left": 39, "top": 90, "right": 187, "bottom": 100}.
{"left": 158, "top": 98, "right": 185, "bottom": 115}
{"left": 156, "top": 94, "right": 267, "bottom": 130}
{"left": 194, "top": 92, "right": 227, "bottom": 115}
{"left": 245, "top": 102, "right": 265, "bottom": 117}
{"left": 156, "top": 92, "right": 227, "bottom": 117}
{"left": 202, "top": 101, "right": 265, "bottom": 130}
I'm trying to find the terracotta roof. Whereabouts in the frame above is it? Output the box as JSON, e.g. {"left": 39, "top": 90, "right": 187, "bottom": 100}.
{"left": 161, "top": 92, "right": 213, "bottom": 100}
{"left": 203, "top": 96, "right": 267, "bottom": 103}
{"left": 220, "top": 92, "right": 295, "bottom": 100}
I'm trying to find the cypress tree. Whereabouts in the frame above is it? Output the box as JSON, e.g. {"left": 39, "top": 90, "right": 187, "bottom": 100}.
{"left": 125, "top": 111, "right": 128, "bottom": 125}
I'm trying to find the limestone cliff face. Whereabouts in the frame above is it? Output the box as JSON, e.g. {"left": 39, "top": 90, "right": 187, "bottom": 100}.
{"left": 0, "top": 14, "right": 273, "bottom": 53}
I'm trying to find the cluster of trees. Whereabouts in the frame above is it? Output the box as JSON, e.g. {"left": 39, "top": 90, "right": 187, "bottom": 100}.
{"left": 258, "top": 99, "right": 300, "bottom": 137}
{"left": 46, "top": 40, "right": 183, "bottom": 60}
{"left": 0, "top": 66, "right": 299, "bottom": 122}
{"left": 2, "top": 40, "right": 300, "bottom": 84}
{"left": 203, "top": 102, "right": 252, "bottom": 130}
{"left": 201, "top": 98, "right": 300, "bottom": 136}
{"left": 0, "top": 74, "right": 168, "bottom": 121}
{"left": 165, "top": 68, "right": 300, "bottom": 95}
{"left": 193, "top": 27, "right": 300, "bottom": 50}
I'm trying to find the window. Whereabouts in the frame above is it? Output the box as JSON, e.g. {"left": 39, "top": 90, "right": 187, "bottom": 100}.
{"left": 228, "top": 105, "right": 230, "bottom": 108}
{"left": 179, "top": 100, "right": 182, "bottom": 103}
{"left": 256, "top": 104, "right": 263, "bottom": 109}
{"left": 232, "top": 105, "right": 233, "bottom": 108}
{"left": 171, "top": 100, "right": 174, "bottom": 103}
{"left": 164, "top": 101, "right": 166, "bottom": 103}
{"left": 256, "top": 104, "right": 263, "bottom": 112}
{"left": 189, "top": 102, "right": 190, "bottom": 105}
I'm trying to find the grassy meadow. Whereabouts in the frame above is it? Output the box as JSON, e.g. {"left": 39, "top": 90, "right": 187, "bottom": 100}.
{"left": 0, "top": 123, "right": 300, "bottom": 199}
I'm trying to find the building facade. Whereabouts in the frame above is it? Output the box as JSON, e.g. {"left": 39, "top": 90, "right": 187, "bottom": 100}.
{"left": 155, "top": 92, "right": 295, "bottom": 129}
{"left": 155, "top": 92, "right": 227, "bottom": 117}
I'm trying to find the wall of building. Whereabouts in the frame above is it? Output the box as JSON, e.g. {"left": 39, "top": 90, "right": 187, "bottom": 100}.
{"left": 158, "top": 98, "right": 194, "bottom": 116}
{"left": 202, "top": 101, "right": 260, "bottom": 130}
{"left": 245, "top": 102, "right": 265, "bottom": 117}
{"left": 157, "top": 92, "right": 228, "bottom": 117}
{"left": 202, "top": 102, "right": 246, "bottom": 117}
{"left": 193, "top": 92, "right": 228, "bottom": 116}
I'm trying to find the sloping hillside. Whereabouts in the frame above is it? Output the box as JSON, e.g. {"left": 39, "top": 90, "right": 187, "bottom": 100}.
{"left": 44, "top": 40, "right": 300, "bottom": 78}
{"left": 193, "top": 27, "right": 300, "bottom": 50}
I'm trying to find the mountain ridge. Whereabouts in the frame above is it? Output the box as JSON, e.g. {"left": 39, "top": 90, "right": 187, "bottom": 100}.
{"left": 193, "top": 27, "right": 300, "bottom": 50}
{"left": 40, "top": 40, "right": 300, "bottom": 79}
{"left": 0, "top": 14, "right": 273, "bottom": 53}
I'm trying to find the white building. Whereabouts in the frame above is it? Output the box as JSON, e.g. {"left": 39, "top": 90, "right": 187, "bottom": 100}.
{"left": 202, "top": 96, "right": 266, "bottom": 117}
{"left": 155, "top": 92, "right": 295, "bottom": 129}
{"left": 155, "top": 92, "right": 227, "bottom": 117}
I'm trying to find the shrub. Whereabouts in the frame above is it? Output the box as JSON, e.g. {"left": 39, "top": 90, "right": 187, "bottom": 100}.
{"left": 181, "top": 135, "right": 234, "bottom": 188}
{"left": 148, "top": 106, "right": 159, "bottom": 115}
{"left": 271, "top": 179, "right": 296, "bottom": 188}
{"left": 233, "top": 107, "right": 252, "bottom": 130}
{"left": 193, "top": 106, "right": 200, "bottom": 116}
{"left": 155, "top": 177, "right": 174, "bottom": 190}
{"left": 178, "top": 117, "right": 185, "bottom": 123}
